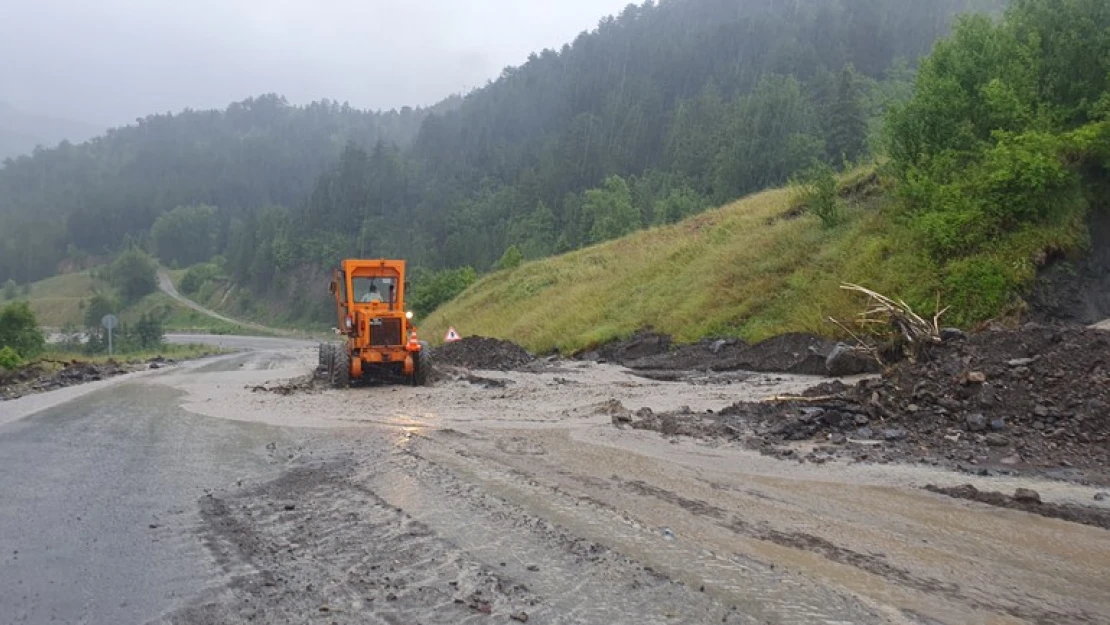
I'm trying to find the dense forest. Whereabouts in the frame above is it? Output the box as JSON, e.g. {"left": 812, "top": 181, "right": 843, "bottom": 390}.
{"left": 0, "top": 96, "right": 451, "bottom": 283}
{"left": 0, "top": 0, "right": 1011, "bottom": 320}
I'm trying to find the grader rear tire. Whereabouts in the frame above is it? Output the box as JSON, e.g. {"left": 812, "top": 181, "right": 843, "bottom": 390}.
{"left": 318, "top": 343, "right": 332, "bottom": 369}
{"left": 330, "top": 347, "right": 351, "bottom": 389}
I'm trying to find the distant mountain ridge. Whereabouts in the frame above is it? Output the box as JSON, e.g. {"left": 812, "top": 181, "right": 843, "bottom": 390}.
{"left": 0, "top": 102, "right": 104, "bottom": 160}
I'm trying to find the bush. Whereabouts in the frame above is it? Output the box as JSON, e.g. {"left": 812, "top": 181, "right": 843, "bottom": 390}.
{"left": 109, "top": 248, "right": 158, "bottom": 304}
{"left": 180, "top": 263, "right": 220, "bottom": 294}
{"left": 943, "top": 256, "right": 1015, "bottom": 325}
{"left": 0, "top": 301, "right": 45, "bottom": 359}
{"left": 2, "top": 278, "right": 17, "bottom": 301}
{"left": 409, "top": 266, "right": 478, "bottom": 318}
{"left": 0, "top": 346, "right": 22, "bottom": 370}
{"left": 133, "top": 313, "right": 165, "bottom": 349}
{"left": 496, "top": 246, "right": 524, "bottom": 271}
{"left": 793, "top": 162, "right": 843, "bottom": 228}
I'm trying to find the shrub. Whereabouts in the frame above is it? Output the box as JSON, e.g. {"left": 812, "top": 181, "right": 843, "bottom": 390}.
{"left": 496, "top": 246, "right": 524, "bottom": 271}
{"left": 180, "top": 263, "right": 220, "bottom": 294}
{"left": 793, "top": 162, "right": 843, "bottom": 228}
{"left": 0, "top": 301, "right": 45, "bottom": 359}
{"left": 0, "top": 346, "right": 22, "bottom": 370}
{"left": 409, "top": 266, "right": 479, "bottom": 318}
{"left": 134, "top": 313, "right": 165, "bottom": 349}
{"left": 109, "top": 248, "right": 158, "bottom": 304}
{"left": 943, "top": 257, "right": 1015, "bottom": 325}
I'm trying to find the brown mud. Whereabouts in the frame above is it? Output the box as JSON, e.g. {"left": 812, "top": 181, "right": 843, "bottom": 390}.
{"left": 158, "top": 342, "right": 1110, "bottom": 625}
{"left": 924, "top": 483, "right": 1110, "bottom": 530}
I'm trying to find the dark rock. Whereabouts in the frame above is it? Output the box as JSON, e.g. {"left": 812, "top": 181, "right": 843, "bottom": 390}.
{"left": 883, "top": 428, "right": 907, "bottom": 441}
{"left": 985, "top": 433, "right": 1009, "bottom": 447}
{"left": 510, "top": 612, "right": 530, "bottom": 623}
{"left": 989, "top": 418, "right": 1007, "bottom": 431}
{"left": 965, "top": 413, "right": 987, "bottom": 432}
{"left": 855, "top": 426, "right": 873, "bottom": 440}
{"left": 825, "top": 343, "right": 875, "bottom": 377}
{"left": 829, "top": 432, "right": 847, "bottom": 445}
{"left": 854, "top": 414, "right": 870, "bottom": 426}
{"left": 941, "top": 327, "right": 967, "bottom": 342}
{"left": 820, "top": 410, "right": 845, "bottom": 426}
{"left": 1013, "top": 488, "right": 1042, "bottom": 504}
{"left": 1095, "top": 492, "right": 1108, "bottom": 502}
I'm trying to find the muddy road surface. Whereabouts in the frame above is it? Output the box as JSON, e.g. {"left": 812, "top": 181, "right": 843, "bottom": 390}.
{"left": 1, "top": 339, "right": 1108, "bottom": 625}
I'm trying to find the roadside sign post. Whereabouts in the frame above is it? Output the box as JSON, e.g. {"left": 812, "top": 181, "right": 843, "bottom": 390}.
{"left": 101, "top": 314, "right": 118, "bottom": 357}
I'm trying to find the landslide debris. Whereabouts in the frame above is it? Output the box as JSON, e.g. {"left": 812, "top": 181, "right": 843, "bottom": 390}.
{"left": 620, "top": 324, "right": 1110, "bottom": 481}
{"left": 432, "top": 337, "right": 537, "bottom": 372}
{"left": 582, "top": 331, "right": 879, "bottom": 377}
{"left": 0, "top": 359, "right": 161, "bottom": 400}
{"left": 925, "top": 484, "right": 1110, "bottom": 530}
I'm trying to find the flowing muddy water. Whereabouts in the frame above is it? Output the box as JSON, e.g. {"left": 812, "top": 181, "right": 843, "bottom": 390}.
{"left": 159, "top": 346, "right": 1109, "bottom": 625}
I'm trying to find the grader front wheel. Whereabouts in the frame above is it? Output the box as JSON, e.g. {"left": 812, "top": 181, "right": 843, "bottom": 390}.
{"left": 412, "top": 349, "right": 432, "bottom": 387}
{"left": 330, "top": 347, "right": 351, "bottom": 389}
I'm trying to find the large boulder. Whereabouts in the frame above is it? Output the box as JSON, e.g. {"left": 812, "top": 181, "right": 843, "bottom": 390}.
{"left": 825, "top": 342, "right": 877, "bottom": 377}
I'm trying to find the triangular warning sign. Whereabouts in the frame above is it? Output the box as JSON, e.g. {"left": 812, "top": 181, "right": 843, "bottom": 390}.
{"left": 444, "top": 327, "right": 462, "bottom": 343}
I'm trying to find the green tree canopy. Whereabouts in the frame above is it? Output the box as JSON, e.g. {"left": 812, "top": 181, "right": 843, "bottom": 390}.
{"left": 109, "top": 249, "right": 158, "bottom": 304}
{"left": 0, "top": 301, "right": 44, "bottom": 359}
{"left": 151, "top": 205, "right": 220, "bottom": 267}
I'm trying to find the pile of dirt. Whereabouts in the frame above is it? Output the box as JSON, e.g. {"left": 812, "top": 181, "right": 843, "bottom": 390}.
{"left": 0, "top": 360, "right": 138, "bottom": 400}
{"left": 577, "top": 331, "right": 672, "bottom": 363}
{"left": 585, "top": 331, "right": 877, "bottom": 377}
{"left": 432, "top": 337, "right": 537, "bottom": 372}
{"left": 925, "top": 484, "right": 1110, "bottom": 530}
{"left": 620, "top": 324, "right": 1110, "bottom": 481}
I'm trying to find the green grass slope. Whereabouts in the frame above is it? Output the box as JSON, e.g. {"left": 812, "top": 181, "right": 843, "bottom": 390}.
{"left": 8, "top": 270, "right": 255, "bottom": 333}
{"left": 17, "top": 272, "right": 100, "bottom": 327}
{"left": 423, "top": 173, "right": 986, "bottom": 354}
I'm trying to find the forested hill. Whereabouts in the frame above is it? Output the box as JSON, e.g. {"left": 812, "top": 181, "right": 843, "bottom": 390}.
{"left": 0, "top": 95, "right": 450, "bottom": 283}
{"left": 1, "top": 0, "right": 1005, "bottom": 296}
{"left": 294, "top": 0, "right": 1005, "bottom": 274}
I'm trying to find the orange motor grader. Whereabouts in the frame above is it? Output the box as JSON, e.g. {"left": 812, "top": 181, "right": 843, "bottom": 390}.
{"left": 319, "top": 259, "right": 430, "bottom": 387}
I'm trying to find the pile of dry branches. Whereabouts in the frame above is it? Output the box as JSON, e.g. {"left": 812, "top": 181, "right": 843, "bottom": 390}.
{"left": 828, "top": 283, "right": 946, "bottom": 366}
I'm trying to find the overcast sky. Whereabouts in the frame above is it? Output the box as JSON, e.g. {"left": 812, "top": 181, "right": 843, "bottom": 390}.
{"left": 1, "top": 0, "right": 634, "bottom": 127}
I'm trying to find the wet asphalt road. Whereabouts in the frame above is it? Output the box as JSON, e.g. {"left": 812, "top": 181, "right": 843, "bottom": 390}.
{"left": 0, "top": 339, "right": 309, "bottom": 625}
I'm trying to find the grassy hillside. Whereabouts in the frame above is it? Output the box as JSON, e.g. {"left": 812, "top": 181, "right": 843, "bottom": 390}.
{"left": 18, "top": 272, "right": 100, "bottom": 327}
{"left": 8, "top": 270, "right": 250, "bottom": 333}
{"left": 423, "top": 169, "right": 1082, "bottom": 354}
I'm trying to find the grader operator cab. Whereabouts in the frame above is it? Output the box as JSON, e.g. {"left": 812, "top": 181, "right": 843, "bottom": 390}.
{"left": 319, "top": 259, "right": 431, "bottom": 387}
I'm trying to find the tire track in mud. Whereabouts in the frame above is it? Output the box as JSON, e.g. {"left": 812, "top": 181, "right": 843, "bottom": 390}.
{"left": 419, "top": 430, "right": 1105, "bottom": 625}
{"left": 166, "top": 432, "right": 885, "bottom": 625}
{"left": 165, "top": 460, "right": 542, "bottom": 625}
{"left": 386, "top": 436, "right": 886, "bottom": 624}
{"left": 613, "top": 466, "right": 1099, "bottom": 625}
